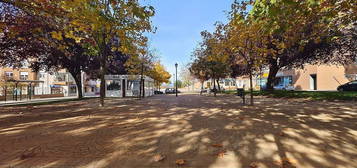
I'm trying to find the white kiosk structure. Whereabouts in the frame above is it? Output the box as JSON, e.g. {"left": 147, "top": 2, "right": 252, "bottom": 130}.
{"left": 104, "top": 75, "right": 154, "bottom": 98}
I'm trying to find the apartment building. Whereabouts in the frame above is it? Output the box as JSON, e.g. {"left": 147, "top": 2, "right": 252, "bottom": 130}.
{"left": 276, "top": 64, "right": 357, "bottom": 91}
{"left": 0, "top": 67, "right": 41, "bottom": 99}
{"left": 188, "top": 63, "right": 356, "bottom": 92}
{"left": 0, "top": 65, "right": 154, "bottom": 101}
{"left": 0, "top": 67, "right": 37, "bottom": 81}
{"left": 0, "top": 66, "right": 78, "bottom": 100}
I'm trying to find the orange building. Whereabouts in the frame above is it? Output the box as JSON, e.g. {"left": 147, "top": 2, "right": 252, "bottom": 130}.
{"left": 276, "top": 64, "right": 357, "bottom": 91}
{"left": 0, "top": 67, "right": 38, "bottom": 81}
{"left": 0, "top": 67, "right": 79, "bottom": 100}
{"left": 187, "top": 63, "right": 357, "bottom": 92}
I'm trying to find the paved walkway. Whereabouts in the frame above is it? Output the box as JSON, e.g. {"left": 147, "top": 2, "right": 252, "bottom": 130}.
{"left": 0, "top": 94, "right": 356, "bottom": 168}
{"left": 0, "top": 96, "right": 78, "bottom": 106}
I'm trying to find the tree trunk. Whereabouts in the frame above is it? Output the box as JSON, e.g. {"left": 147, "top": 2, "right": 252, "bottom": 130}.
{"left": 249, "top": 72, "right": 254, "bottom": 106}
{"left": 139, "top": 63, "right": 144, "bottom": 99}
{"left": 71, "top": 71, "right": 83, "bottom": 99}
{"left": 200, "top": 81, "right": 204, "bottom": 96}
{"left": 216, "top": 79, "right": 221, "bottom": 92}
{"left": 99, "top": 52, "right": 107, "bottom": 107}
{"left": 266, "top": 64, "right": 280, "bottom": 91}
{"left": 99, "top": 66, "right": 106, "bottom": 106}
{"left": 213, "top": 79, "right": 217, "bottom": 97}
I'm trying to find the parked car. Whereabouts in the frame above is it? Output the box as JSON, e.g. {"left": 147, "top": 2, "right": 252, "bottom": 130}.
{"left": 337, "top": 80, "right": 357, "bottom": 91}
{"left": 154, "top": 90, "right": 164, "bottom": 94}
{"left": 165, "top": 88, "right": 181, "bottom": 94}
{"left": 274, "top": 84, "right": 295, "bottom": 91}
{"left": 201, "top": 89, "right": 208, "bottom": 93}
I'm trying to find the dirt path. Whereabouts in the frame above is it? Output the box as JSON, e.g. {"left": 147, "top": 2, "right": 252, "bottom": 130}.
{"left": 0, "top": 94, "right": 356, "bottom": 168}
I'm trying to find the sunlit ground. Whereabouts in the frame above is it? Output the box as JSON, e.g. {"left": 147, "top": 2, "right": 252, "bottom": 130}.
{"left": 0, "top": 94, "right": 356, "bottom": 168}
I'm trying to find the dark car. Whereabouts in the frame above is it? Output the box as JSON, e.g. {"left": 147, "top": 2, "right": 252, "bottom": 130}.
{"left": 154, "top": 90, "right": 164, "bottom": 94}
{"left": 201, "top": 89, "right": 208, "bottom": 93}
{"left": 337, "top": 80, "right": 357, "bottom": 91}
{"left": 165, "top": 88, "right": 180, "bottom": 94}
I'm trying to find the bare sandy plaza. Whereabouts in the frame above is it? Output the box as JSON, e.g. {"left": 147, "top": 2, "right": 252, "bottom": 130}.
{"left": 0, "top": 94, "right": 356, "bottom": 168}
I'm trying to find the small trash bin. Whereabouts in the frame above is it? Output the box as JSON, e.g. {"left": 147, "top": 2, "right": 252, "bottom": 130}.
{"left": 236, "top": 88, "right": 245, "bottom": 104}
{"left": 236, "top": 88, "right": 244, "bottom": 97}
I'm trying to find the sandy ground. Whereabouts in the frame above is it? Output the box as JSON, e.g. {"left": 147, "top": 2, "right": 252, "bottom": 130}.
{"left": 0, "top": 94, "right": 356, "bottom": 168}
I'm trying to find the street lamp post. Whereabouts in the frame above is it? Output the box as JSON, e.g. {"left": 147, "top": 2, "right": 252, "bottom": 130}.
{"left": 175, "top": 63, "right": 178, "bottom": 97}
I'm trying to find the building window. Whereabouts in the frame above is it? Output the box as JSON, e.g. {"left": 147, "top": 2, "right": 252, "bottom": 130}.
{"left": 284, "top": 76, "right": 293, "bottom": 86}
{"left": 20, "top": 72, "right": 29, "bottom": 80}
{"left": 39, "top": 73, "right": 46, "bottom": 79}
{"left": 107, "top": 80, "right": 121, "bottom": 91}
{"left": 225, "top": 80, "right": 230, "bottom": 86}
{"left": 5, "top": 72, "right": 13, "bottom": 79}
{"left": 55, "top": 73, "right": 66, "bottom": 82}
{"left": 69, "top": 85, "right": 77, "bottom": 94}
{"left": 127, "top": 80, "right": 134, "bottom": 90}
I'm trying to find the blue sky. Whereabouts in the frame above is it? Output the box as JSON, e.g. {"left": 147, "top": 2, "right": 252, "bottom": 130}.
{"left": 146, "top": 0, "right": 234, "bottom": 81}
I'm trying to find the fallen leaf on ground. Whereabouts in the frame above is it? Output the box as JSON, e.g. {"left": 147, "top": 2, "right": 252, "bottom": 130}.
{"left": 153, "top": 154, "right": 165, "bottom": 162}
{"left": 211, "top": 144, "right": 223, "bottom": 148}
{"left": 279, "top": 131, "right": 285, "bottom": 136}
{"left": 274, "top": 157, "right": 297, "bottom": 168}
{"left": 239, "top": 116, "right": 245, "bottom": 120}
{"left": 175, "top": 159, "right": 186, "bottom": 166}
{"left": 20, "top": 147, "right": 39, "bottom": 160}
{"left": 216, "top": 150, "right": 227, "bottom": 158}
{"left": 249, "top": 162, "right": 259, "bottom": 168}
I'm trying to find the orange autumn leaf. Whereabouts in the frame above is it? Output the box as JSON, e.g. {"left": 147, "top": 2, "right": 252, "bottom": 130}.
{"left": 211, "top": 144, "right": 223, "bottom": 148}
{"left": 249, "top": 162, "right": 259, "bottom": 168}
{"left": 175, "top": 159, "right": 186, "bottom": 166}
{"left": 216, "top": 150, "right": 227, "bottom": 158}
{"left": 279, "top": 131, "right": 285, "bottom": 136}
{"left": 153, "top": 154, "right": 165, "bottom": 162}
{"left": 274, "top": 157, "right": 297, "bottom": 168}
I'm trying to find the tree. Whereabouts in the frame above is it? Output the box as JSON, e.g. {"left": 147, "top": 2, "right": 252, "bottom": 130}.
{"left": 124, "top": 47, "right": 157, "bottom": 98}
{"left": 148, "top": 62, "right": 171, "bottom": 90}
{"left": 225, "top": 4, "right": 268, "bottom": 105}
{"left": 190, "top": 26, "right": 231, "bottom": 97}
{"left": 180, "top": 65, "right": 195, "bottom": 89}
{"left": 57, "top": 0, "right": 155, "bottom": 106}
{"left": 251, "top": 0, "right": 357, "bottom": 90}
{"left": 189, "top": 56, "right": 210, "bottom": 95}
{"left": 0, "top": 2, "right": 95, "bottom": 99}
{"left": 202, "top": 28, "right": 232, "bottom": 95}
{"left": 0, "top": 0, "right": 155, "bottom": 105}
{"left": 174, "top": 80, "right": 183, "bottom": 89}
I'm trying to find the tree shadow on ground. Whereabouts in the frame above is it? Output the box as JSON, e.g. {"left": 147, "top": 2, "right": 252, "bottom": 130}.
{"left": 0, "top": 94, "right": 356, "bottom": 168}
